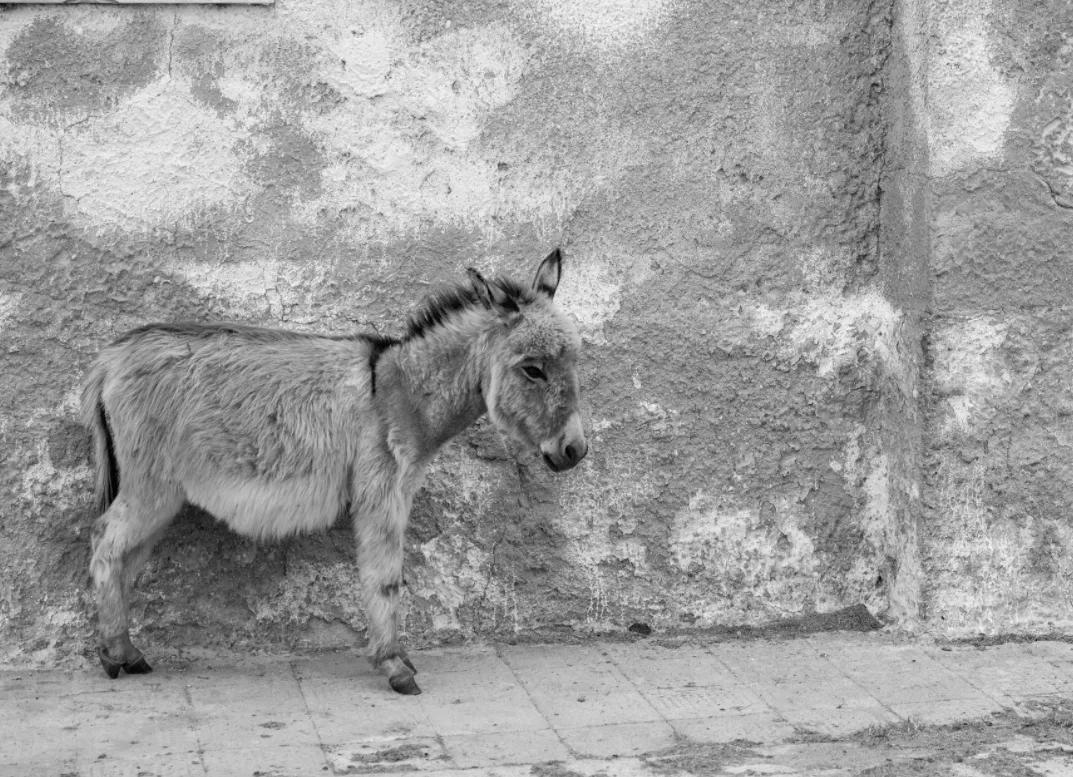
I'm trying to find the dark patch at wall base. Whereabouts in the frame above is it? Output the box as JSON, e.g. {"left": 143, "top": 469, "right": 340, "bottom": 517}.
{"left": 655, "top": 604, "right": 883, "bottom": 643}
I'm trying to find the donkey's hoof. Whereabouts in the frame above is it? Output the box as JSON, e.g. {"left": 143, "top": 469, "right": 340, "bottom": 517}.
{"left": 389, "top": 673, "right": 421, "bottom": 695}
{"left": 98, "top": 649, "right": 122, "bottom": 680}
{"left": 124, "top": 656, "right": 153, "bottom": 674}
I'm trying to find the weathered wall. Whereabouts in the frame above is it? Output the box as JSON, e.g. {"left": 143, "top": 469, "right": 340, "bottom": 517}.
{"left": 908, "top": 0, "right": 1073, "bottom": 637}
{"left": 0, "top": 0, "right": 940, "bottom": 663}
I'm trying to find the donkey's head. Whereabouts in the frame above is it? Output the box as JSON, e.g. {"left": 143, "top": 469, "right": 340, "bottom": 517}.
{"left": 469, "top": 250, "right": 587, "bottom": 472}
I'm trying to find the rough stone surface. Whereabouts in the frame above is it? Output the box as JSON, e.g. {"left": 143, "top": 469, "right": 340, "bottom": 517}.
{"left": 0, "top": 0, "right": 1064, "bottom": 663}
{"left": 911, "top": 0, "right": 1073, "bottom": 637}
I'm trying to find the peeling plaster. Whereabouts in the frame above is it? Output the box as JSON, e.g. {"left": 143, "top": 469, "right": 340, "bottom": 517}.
{"left": 932, "top": 316, "right": 1023, "bottom": 437}
{"left": 930, "top": 461, "right": 1073, "bottom": 634}
{"left": 250, "top": 559, "right": 366, "bottom": 628}
{"left": 415, "top": 533, "right": 518, "bottom": 635}
{"left": 0, "top": 291, "right": 23, "bottom": 334}
{"left": 671, "top": 491, "right": 819, "bottom": 622}
{"left": 55, "top": 78, "right": 249, "bottom": 232}
{"left": 176, "top": 258, "right": 339, "bottom": 324}
{"left": 903, "top": 0, "right": 1014, "bottom": 176}
{"left": 750, "top": 286, "right": 906, "bottom": 385}
{"left": 297, "top": 20, "right": 531, "bottom": 238}
{"left": 554, "top": 252, "right": 623, "bottom": 345}
{"left": 550, "top": 459, "right": 661, "bottom": 625}
{"left": 19, "top": 437, "right": 90, "bottom": 508}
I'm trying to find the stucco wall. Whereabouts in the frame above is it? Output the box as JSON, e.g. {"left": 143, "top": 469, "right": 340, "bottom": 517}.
{"left": 1, "top": 0, "right": 1062, "bottom": 664}
{"left": 909, "top": 0, "right": 1073, "bottom": 637}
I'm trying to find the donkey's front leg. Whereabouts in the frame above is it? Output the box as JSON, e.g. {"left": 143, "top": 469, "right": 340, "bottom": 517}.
{"left": 356, "top": 509, "right": 419, "bottom": 695}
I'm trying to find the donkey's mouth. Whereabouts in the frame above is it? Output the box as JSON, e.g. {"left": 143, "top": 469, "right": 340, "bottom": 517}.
{"left": 542, "top": 452, "right": 580, "bottom": 472}
{"left": 542, "top": 452, "right": 565, "bottom": 472}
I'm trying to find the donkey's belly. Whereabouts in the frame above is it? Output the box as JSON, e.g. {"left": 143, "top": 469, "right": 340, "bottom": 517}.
{"left": 184, "top": 475, "right": 346, "bottom": 540}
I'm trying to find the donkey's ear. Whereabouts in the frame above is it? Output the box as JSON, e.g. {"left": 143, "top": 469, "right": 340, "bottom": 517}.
{"left": 532, "top": 248, "right": 562, "bottom": 299}
{"left": 467, "top": 268, "right": 520, "bottom": 316}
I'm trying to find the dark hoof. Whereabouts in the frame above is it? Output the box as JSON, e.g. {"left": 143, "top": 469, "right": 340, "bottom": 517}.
{"left": 99, "top": 649, "right": 122, "bottom": 680}
{"left": 98, "top": 646, "right": 152, "bottom": 678}
{"left": 389, "top": 673, "right": 421, "bottom": 695}
{"left": 124, "top": 656, "right": 153, "bottom": 674}
{"left": 402, "top": 655, "right": 417, "bottom": 674}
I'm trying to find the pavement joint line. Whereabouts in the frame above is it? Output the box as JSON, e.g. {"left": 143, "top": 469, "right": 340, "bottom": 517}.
{"left": 494, "top": 642, "right": 576, "bottom": 759}
{"left": 181, "top": 682, "right": 210, "bottom": 776}
{"left": 821, "top": 640, "right": 1004, "bottom": 716}
{"left": 289, "top": 658, "right": 335, "bottom": 774}
{"left": 813, "top": 641, "right": 912, "bottom": 723}
{"left": 923, "top": 659, "right": 1016, "bottom": 709}
{"left": 906, "top": 646, "right": 1013, "bottom": 710}
{"left": 597, "top": 642, "right": 678, "bottom": 731}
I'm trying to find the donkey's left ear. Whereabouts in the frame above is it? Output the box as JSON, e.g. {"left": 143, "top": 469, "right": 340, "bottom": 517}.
{"left": 468, "top": 268, "right": 520, "bottom": 317}
{"left": 532, "top": 248, "right": 562, "bottom": 299}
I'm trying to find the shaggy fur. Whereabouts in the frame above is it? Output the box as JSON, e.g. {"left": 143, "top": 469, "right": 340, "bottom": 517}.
{"left": 81, "top": 250, "right": 587, "bottom": 694}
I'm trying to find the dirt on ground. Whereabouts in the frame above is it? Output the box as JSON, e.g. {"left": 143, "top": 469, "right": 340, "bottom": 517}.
{"left": 638, "top": 700, "right": 1073, "bottom": 776}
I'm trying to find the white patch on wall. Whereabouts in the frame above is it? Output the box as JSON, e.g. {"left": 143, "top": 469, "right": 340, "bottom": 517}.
{"left": 0, "top": 116, "right": 61, "bottom": 187}
{"left": 58, "top": 79, "right": 249, "bottom": 232}
{"left": 669, "top": 491, "right": 819, "bottom": 622}
{"left": 414, "top": 533, "right": 518, "bottom": 634}
{"left": 550, "top": 457, "right": 660, "bottom": 626}
{"left": 932, "top": 316, "right": 1026, "bottom": 437}
{"left": 0, "top": 291, "right": 23, "bottom": 335}
{"left": 249, "top": 559, "right": 366, "bottom": 627}
{"left": 554, "top": 253, "right": 622, "bottom": 345}
{"left": 528, "top": 0, "right": 675, "bottom": 52}
{"left": 298, "top": 19, "right": 531, "bottom": 239}
{"left": 905, "top": 0, "right": 1014, "bottom": 176}
{"left": 928, "top": 460, "right": 1073, "bottom": 635}
{"left": 748, "top": 286, "right": 906, "bottom": 389}
{"left": 19, "top": 437, "right": 91, "bottom": 508}
{"left": 280, "top": 5, "right": 651, "bottom": 246}
{"left": 177, "top": 258, "right": 338, "bottom": 324}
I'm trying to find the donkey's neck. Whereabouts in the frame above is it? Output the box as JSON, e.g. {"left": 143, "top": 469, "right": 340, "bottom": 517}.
{"left": 377, "top": 308, "right": 494, "bottom": 463}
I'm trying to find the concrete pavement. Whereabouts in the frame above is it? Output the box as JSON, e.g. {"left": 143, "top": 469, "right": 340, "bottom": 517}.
{"left": 4, "top": 632, "right": 1073, "bottom": 775}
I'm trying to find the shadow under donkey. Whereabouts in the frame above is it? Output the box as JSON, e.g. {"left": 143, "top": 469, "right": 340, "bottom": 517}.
{"left": 81, "top": 250, "right": 587, "bottom": 695}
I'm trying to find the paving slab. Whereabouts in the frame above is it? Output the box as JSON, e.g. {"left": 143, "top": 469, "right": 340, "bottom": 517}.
{"left": 5, "top": 635, "right": 1073, "bottom": 775}
{"left": 441, "top": 728, "right": 569, "bottom": 768}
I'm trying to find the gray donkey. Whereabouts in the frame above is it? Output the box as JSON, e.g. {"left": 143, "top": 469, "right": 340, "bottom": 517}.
{"left": 81, "top": 249, "right": 586, "bottom": 695}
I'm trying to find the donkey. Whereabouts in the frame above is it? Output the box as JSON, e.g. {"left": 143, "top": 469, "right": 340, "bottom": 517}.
{"left": 80, "top": 249, "right": 586, "bottom": 695}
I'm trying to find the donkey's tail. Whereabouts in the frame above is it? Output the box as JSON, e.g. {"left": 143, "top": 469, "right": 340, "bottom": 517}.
{"left": 80, "top": 362, "right": 118, "bottom": 514}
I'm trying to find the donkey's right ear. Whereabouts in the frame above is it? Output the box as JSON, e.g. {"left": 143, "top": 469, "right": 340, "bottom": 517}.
{"left": 532, "top": 248, "right": 562, "bottom": 299}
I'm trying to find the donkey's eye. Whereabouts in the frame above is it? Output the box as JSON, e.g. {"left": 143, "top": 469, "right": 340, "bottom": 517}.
{"left": 521, "top": 365, "right": 546, "bottom": 382}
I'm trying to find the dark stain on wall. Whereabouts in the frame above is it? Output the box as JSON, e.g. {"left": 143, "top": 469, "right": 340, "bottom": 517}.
{"left": 3, "top": 15, "right": 165, "bottom": 121}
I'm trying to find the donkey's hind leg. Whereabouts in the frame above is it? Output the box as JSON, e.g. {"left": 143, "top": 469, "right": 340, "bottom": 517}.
{"left": 90, "top": 492, "right": 180, "bottom": 678}
{"left": 356, "top": 501, "right": 419, "bottom": 695}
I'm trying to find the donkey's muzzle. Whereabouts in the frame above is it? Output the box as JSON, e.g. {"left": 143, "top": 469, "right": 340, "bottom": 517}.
{"left": 541, "top": 413, "right": 587, "bottom": 472}
{"left": 541, "top": 438, "right": 588, "bottom": 472}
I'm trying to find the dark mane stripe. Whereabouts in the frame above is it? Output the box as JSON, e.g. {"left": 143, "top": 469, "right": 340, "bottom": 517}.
{"left": 113, "top": 276, "right": 531, "bottom": 352}
{"left": 405, "top": 277, "right": 532, "bottom": 340}
{"left": 363, "top": 333, "right": 399, "bottom": 394}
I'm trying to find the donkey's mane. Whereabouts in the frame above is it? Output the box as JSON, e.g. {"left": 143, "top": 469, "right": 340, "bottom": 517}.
{"left": 404, "top": 276, "right": 533, "bottom": 340}
{"left": 114, "top": 276, "right": 534, "bottom": 350}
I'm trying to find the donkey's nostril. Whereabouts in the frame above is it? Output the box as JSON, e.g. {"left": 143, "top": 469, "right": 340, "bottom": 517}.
{"left": 565, "top": 443, "right": 579, "bottom": 463}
